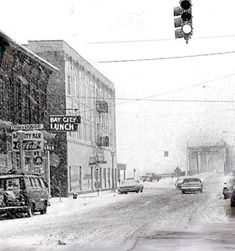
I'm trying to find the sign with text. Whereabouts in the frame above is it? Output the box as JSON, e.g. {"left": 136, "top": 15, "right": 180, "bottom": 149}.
{"left": 44, "top": 145, "right": 55, "bottom": 151}
{"left": 33, "top": 156, "right": 43, "bottom": 165}
{"left": 117, "top": 163, "right": 127, "bottom": 171}
{"left": 49, "top": 115, "right": 81, "bottom": 132}
{"left": 11, "top": 124, "right": 44, "bottom": 131}
{"left": 12, "top": 131, "right": 44, "bottom": 152}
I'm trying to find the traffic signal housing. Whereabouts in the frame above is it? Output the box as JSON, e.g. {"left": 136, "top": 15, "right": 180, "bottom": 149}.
{"left": 174, "top": 0, "right": 193, "bottom": 43}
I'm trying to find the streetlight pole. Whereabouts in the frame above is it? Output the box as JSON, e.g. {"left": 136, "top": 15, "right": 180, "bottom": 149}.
{"left": 46, "top": 150, "right": 51, "bottom": 197}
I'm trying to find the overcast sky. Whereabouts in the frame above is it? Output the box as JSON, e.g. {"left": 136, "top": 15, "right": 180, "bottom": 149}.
{"left": 2, "top": 0, "right": 235, "bottom": 175}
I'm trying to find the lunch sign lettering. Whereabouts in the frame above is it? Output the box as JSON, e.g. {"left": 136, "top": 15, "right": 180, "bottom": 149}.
{"left": 49, "top": 115, "right": 81, "bottom": 132}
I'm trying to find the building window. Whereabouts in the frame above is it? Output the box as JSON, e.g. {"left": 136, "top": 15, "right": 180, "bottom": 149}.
{"left": 67, "top": 75, "right": 71, "bottom": 95}
{"left": 76, "top": 80, "right": 80, "bottom": 98}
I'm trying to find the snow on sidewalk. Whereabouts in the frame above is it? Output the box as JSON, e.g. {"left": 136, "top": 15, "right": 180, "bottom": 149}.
{"left": 48, "top": 190, "right": 121, "bottom": 217}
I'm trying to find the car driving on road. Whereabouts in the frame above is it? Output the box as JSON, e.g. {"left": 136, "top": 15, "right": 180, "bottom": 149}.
{"left": 118, "top": 180, "right": 144, "bottom": 194}
{"left": 181, "top": 177, "right": 203, "bottom": 194}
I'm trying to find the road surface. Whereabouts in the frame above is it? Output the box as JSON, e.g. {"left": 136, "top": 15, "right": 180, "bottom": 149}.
{"left": 0, "top": 173, "right": 231, "bottom": 251}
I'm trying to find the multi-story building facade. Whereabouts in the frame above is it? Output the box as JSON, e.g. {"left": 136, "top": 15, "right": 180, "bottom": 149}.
{"left": 0, "top": 31, "right": 56, "bottom": 173}
{"left": 25, "top": 40, "right": 117, "bottom": 196}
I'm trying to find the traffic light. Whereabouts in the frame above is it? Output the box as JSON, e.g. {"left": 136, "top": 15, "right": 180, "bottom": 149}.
{"left": 174, "top": 0, "right": 193, "bottom": 43}
{"left": 164, "top": 151, "right": 169, "bottom": 157}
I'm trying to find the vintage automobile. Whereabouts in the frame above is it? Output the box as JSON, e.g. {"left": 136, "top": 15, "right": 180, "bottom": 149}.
{"left": 223, "top": 176, "right": 235, "bottom": 199}
{"left": 118, "top": 180, "right": 144, "bottom": 194}
{"left": 181, "top": 177, "right": 203, "bottom": 194}
{"left": 0, "top": 172, "right": 49, "bottom": 218}
{"left": 175, "top": 178, "right": 184, "bottom": 190}
{"left": 230, "top": 185, "right": 235, "bottom": 207}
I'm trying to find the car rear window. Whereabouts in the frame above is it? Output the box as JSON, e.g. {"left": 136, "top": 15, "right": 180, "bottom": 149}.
{"left": 121, "top": 180, "right": 137, "bottom": 186}
{"left": 183, "top": 178, "right": 201, "bottom": 183}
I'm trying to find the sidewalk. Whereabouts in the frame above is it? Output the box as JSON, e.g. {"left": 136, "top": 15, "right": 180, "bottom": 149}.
{"left": 47, "top": 178, "right": 177, "bottom": 217}
{"left": 47, "top": 190, "right": 119, "bottom": 217}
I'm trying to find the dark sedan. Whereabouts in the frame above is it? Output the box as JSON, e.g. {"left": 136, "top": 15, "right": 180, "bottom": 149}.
{"left": 118, "top": 180, "right": 144, "bottom": 194}
{"left": 181, "top": 177, "right": 203, "bottom": 194}
{"left": 230, "top": 186, "right": 235, "bottom": 207}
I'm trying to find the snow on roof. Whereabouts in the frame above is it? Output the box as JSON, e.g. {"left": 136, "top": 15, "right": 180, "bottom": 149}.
{"left": 19, "top": 44, "right": 58, "bottom": 72}
{"left": 0, "top": 30, "right": 58, "bottom": 72}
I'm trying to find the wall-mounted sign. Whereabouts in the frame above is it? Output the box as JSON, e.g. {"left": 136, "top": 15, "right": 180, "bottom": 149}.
{"left": 11, "top": 124, "right": 44, "bottom": 131}
{"left": 49, "top": 115, "right": 81, "bottom": 132}
{"left": 12, "top": 131, "right": 43, "bottom": 152}
{"left": 117, "top": 163, "right": 127, "bottom": 171}
{"left": 44, "top": 145, "right": 55, "bottom": 151}
{"left": 33, "top": 156, "right": 43, "bottom": 165}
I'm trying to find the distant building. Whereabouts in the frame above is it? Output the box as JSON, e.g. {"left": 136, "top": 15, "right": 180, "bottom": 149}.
{"left": 0, "top": 31, "right": 56, "bottom": 173}
{"left": 187, "top": 144, "right": 229, "bottom": 175}
{"left": 25, "top": 40, "right": 117, "bottom": 196}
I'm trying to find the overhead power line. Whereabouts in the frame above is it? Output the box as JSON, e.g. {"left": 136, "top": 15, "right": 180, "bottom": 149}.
{"left": 48, "top": 71, "right": 235, "bottom": 115}
{"left": 96, "top": 50, "right": 235, "bottom": 63}
{"left": 77, "top": 96, "right": 235, "bottom": 103}
{"left": 89, "top": 38, "right": 173, "bottom": 44}
{"left": 88, "top": 34, "right": 235, "bottom": 45}
{"left": 115, "top": 72, "right": 235, "bottom": 107}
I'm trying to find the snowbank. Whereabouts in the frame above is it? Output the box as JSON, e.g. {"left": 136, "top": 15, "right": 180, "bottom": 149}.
{"left": 48, "top": 191, "right": 122, "bottom": 217}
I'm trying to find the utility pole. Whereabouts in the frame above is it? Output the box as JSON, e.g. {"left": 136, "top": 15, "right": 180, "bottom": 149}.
{"left": 133, "top": 169, "right": 136, "bottom": 179}
{"left": 185, "top": 141, "right": 189, "bottom": 176}
{"left": 17, "top": 131, "right": 25, "bottom": 172}
{"left": 206, "top": 153, "right": 209, "bottom": 172}
{"left": 111, "top": 149, "right": 115, "bottom": 191}
{"left": 46, "top": 150, "right": 51, "bottom": 197}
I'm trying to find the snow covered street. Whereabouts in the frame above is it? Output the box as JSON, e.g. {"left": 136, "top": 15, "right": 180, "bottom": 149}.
{"left": 0, "top": 173, "right": 231, "bottom": 251}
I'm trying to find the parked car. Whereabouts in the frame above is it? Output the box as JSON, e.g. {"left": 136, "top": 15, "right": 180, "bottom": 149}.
{"left": 175, "top": 178, "right": 184, "bottom": 190}
{"left": 181, "top": 177, "right": 203, "bottom": 194}
{"left": 223, "top": 176, "right": 235, "bottom": 199}
{"left": 118, "top": 180, "right": 144, "bottom": 194}
{"left": 0, "top": 172, "right": 49, "bottom": 218}
{"left": 139, "top": 176, "right": 153, "bottom": 182}
{"left": 230, "top": 186, "right": 235, "bottom": 207}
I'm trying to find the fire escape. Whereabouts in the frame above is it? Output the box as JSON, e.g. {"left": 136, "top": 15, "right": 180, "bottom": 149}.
{"left": 93, "top": 99, "right": 109, "bottom": 188}
{"left": 96, "top": 99, "right": 109, "bottom": 157}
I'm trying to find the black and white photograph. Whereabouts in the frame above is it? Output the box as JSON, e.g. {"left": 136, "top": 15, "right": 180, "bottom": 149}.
{"left": 0, "top": 0, "right": 235, "bottom": 250}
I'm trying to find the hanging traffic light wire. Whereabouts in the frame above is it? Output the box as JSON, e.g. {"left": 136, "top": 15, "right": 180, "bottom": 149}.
{"left": 174, "top": 0, "right": 193, "bottom": 44}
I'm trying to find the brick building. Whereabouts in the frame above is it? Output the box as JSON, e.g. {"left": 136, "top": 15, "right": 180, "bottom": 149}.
{"left": 0, "top": 32, "right": 56, "bottom": 172}
{"left": 25, "top": 40, "right": 117, "bottom": 196}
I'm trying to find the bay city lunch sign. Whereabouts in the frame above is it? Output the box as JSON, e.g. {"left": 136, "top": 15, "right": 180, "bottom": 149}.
{"left": 49, "top": 115, "right": 81, "bottom": 132}
{"left": 12, "top": 131, "right": 43, "bottom": 152}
